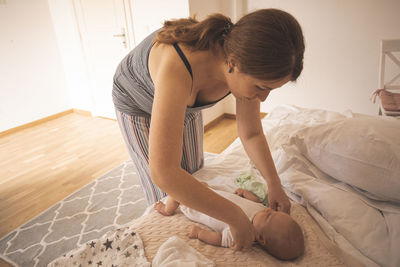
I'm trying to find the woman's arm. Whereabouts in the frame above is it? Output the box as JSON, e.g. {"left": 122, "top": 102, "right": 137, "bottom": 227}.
{"left": 148, "top": 44, "right": 254, "bottom": 250}
{"left": 236, "top": 97, "right": 290, "bottom": 213}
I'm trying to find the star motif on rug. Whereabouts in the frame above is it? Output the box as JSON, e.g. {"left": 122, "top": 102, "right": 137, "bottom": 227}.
{"left": 89, "top": 241, "right": 96, "bottom": 248}
{"left": 96, "top": 261, "right": 103, "bottom": 266}
{"left": 117, "top": 247, "right": 121, "bottom": 251}
{"left": 88, "top": 260, "right": 93, "bottom": 265}
{"left": 131, "top": 232, "right": 136, "bottom": 236}
{"left": 133, "top": 245, "right": 138, "bottom": 249}
{"left": 103, "top": 238, "right": 113, "bottom": 250}
{"left": 124, "top": 251, "right": 131, "bottom": 258}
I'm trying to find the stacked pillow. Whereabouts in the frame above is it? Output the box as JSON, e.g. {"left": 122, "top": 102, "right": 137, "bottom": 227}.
{"left": 292, "top": 115, "right": 400, "bottom": 203}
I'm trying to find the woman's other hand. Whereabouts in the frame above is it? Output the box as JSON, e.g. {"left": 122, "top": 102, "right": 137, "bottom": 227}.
{"left": 229, "top": 211, "right": 255, "bottom": 251}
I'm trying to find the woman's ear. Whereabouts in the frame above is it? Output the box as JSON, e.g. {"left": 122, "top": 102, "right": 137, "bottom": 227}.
{"left": 226, "top": 56, "right": 238, "bottom": 71}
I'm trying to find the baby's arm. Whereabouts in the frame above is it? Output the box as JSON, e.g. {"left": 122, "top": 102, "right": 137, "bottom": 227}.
{"left": 188, "top": 225, "right": 222, "bottom": 247}
{"left": 235, "top": 188, "right": 261, "bottom": 203}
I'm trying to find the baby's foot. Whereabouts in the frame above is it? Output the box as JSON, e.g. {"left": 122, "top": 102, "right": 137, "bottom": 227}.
{"left": 188, "top": 225, "right": 201, "bottom": 239}
{"left": 153, "top": 201, "right": 174, "bottom": 216}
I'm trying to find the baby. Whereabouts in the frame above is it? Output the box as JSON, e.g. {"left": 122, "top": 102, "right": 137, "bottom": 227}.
{"left": 154, "top": 182, "right": 304, "bottom": 260}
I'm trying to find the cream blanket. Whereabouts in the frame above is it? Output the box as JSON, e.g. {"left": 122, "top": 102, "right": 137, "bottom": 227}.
{"left": 131, "top": 202, "right": 360, "bottom": 266}
{"left": 50, "top": 202, "right": 360, "bottom": 266}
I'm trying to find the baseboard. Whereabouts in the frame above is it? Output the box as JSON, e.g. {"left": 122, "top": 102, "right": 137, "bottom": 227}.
{"left": 204, "top": 112, "right": 267, "bottom": 132}
{"left": 1, "top": 110, "right": 267, "bottom": 138}
{"left": 0, "top": 109, "right": 92, "bottom": 138}
{"left": 72, "top": 109, "right": 92, "bottom": 116}
{"left": 224, "top": 113, "right": 236, "bottom": 120}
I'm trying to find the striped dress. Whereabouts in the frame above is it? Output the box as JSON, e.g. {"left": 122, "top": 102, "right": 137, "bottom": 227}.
{"left": 112, "top": 30, "right": 230, "bottom": 205}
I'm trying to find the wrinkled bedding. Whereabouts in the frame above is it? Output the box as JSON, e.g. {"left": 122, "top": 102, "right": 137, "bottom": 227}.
{"left": 261, "top": 105, "right": 400, "bottom": 266}
{"left": 195, "top": 105, "right": 400, "bottom": 266}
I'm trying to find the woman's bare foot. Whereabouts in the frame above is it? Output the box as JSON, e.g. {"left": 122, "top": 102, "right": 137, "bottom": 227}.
{"left": 188, "top": 225, "right": 202, "bottom": 239}
{"left": 153, "top": 201, "right": 174, "bottom": 216}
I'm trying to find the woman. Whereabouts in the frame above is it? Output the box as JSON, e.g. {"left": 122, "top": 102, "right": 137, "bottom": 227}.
{"left": 113, "top": 8, "right": 304, "bottom": 251}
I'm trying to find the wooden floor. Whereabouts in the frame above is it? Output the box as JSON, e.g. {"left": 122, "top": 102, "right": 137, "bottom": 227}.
{"left": 203, "top": 116, "right": 237, "bottom": 154}
{"left": 0, "top": 113, "right": 238, "bottom": 243}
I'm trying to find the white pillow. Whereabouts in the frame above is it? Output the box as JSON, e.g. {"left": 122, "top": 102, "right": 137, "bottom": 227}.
{"left": 293, "top": 115, "right": 400, "bottom": 203}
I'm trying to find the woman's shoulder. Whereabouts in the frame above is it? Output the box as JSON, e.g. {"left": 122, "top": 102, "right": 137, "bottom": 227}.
{"left": 150, "top": 42, "right": 177, "bottom": 64}
{"left": 150, "top": 43, "right": 198, "bottom": 87}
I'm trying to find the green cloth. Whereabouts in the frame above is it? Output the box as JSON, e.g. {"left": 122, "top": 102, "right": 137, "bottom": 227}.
{"left": 234, "top": 170, "right": 269, "bottom": 206}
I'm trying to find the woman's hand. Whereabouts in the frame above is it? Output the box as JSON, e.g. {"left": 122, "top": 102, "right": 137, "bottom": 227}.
{"left": 268, "top": 183, "right": 291, "bottom": 213}
{"left": 229, "top": 211, "right": 255, "bottom": 251}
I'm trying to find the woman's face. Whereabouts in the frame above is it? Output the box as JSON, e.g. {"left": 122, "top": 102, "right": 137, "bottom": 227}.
{"left": 226, "top": 66, "right": 291, "bottom": 102}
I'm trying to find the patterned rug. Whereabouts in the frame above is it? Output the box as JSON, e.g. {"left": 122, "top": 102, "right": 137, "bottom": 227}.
{"left": 0, "top": 161, "right": 147, "bottom": 267}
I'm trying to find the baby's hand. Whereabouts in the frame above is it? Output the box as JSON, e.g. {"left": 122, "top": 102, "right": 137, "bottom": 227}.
{"left": 235, "top": 188, "right": 246, "bottom": 197}
{"left": 235, "top": 188, "right": 261, "bottom": 203}
{"left": 188, "top": 225, "right": 201, "bottom": 239}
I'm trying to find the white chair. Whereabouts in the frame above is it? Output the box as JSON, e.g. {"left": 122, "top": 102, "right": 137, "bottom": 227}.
{"left": 372, "top": 39, "right": 400, "bottom": 116}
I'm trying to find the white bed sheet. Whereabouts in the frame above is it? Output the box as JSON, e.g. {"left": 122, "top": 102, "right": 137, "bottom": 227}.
{"left": 194, "top": 105, "right": 399, "bottom": 267}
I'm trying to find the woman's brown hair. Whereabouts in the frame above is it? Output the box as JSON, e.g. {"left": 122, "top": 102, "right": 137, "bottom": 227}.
{"left": 155, "top": 9, "right": 305, "bottom": 81}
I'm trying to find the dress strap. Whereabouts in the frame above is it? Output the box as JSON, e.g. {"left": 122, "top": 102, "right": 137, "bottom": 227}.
{"left": 172, "top": 43, "right": 193, "bottom": 80}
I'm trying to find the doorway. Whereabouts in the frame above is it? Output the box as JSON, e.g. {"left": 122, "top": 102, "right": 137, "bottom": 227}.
{"left": 73, "top": 0, "right": 190, "bottom": 119}
{"left": 73, "top": 0, "right": 134, "bottom": 118}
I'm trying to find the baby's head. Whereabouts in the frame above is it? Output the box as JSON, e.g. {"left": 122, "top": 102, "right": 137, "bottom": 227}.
{"left": 253, "top": 208, "right": 304, "bottom": 260}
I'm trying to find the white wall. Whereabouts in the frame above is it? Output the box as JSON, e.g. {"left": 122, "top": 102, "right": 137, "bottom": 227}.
{"left": 0, "top": 0, "right": 70, "bottom": 132}
{"left": 131, "top": 0, "right": 190, "bottom": 45}
{"left": 0, "top": 0, "right": 194, "bottom": 132}
{"left": 47, "top": 0, "right": 93, "bottom": 112}
{"left": 248, "top": 0, "right": 400, "bottom": 115}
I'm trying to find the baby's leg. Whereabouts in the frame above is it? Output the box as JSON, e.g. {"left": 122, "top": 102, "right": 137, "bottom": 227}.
{"left": 153, "top": 196, "right": 180, "bottom": 216}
